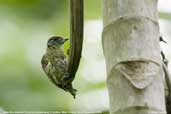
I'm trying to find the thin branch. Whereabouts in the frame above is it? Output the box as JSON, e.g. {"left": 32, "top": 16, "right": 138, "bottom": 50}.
{"left": 68, "top": 0, "right": 84, "bottom": 82}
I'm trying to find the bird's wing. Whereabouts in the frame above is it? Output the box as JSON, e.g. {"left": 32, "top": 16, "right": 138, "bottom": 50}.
{"left": 41, "top": 54, "right": 49, "bottom": 70}
{"left": 41, "top": 54, "right": 61, "bottom": 85}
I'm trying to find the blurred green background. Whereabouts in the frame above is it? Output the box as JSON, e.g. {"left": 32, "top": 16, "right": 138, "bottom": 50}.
{"left": 0, "top": 0, "right": 170, "bottom": 114}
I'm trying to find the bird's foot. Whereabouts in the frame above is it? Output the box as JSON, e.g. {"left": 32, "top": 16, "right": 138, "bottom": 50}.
{"left": 61, "top": 73, "right": 73, "bottom": 85}
{"left": 68, "top": 84, "right": 77, "bottom": 99}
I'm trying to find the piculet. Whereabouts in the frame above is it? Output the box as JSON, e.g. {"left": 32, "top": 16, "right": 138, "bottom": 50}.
{"left": 41, "top": 36, "right": 77, "bottom": 98}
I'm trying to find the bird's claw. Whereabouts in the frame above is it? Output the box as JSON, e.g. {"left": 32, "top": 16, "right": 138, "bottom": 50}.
{"left": 60, "top": 75, "right": 77, "bottom": 98}
{"left": 69, "top": 87, "right": 77, "bottom": 99}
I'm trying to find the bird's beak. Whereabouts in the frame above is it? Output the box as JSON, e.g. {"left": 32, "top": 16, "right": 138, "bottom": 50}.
{"left": 58, "top": 38, "right": 68, "bottom": 45}
{"left": 61, "top": 38, "right": 68, "bottom": 44}
{"left": 64, "top": 38, "right": 69, "bottom": 42}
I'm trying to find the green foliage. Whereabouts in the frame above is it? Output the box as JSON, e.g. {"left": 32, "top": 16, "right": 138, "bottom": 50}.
{"left": 85, "top": 0, "right": 101, "bottom": 19}
{"left": 159, "top": 12, "right": 171, "bottom": 20}
{"left": 0, "top": 0, "right": 104, "bottom": 112}
{"left": 0, "top": 0, "right": 68, "bottom": 20}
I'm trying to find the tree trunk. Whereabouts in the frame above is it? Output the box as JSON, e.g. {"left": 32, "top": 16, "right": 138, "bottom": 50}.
{"left": 102, "top": 0, "right": 167, "bottom": 114}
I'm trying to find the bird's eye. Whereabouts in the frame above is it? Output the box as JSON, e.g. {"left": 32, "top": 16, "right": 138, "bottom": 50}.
{"left": 53, "top": 39, "right": 58, "bottom": 42}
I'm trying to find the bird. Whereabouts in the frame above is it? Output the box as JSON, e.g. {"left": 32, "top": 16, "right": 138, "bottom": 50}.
{"left": 41, "top": 36, "right": 77, "bottom": 98}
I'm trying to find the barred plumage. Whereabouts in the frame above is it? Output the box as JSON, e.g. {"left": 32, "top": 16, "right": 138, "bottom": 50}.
{"left": 41, "top": 36, "right": 76, "bottom": 98}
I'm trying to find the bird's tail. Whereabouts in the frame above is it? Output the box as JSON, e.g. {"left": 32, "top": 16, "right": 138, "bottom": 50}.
{"left": 60, "top": 73, "right": 77, "bottom": 98}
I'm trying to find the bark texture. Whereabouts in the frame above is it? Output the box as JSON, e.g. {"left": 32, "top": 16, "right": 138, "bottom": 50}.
{"left": 102, "top": 0, "right": 166, "bottom": 114}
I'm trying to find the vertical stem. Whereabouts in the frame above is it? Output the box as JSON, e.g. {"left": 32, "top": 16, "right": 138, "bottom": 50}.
{"left": 68, "top": 0, "right": 84, "bottom": 81}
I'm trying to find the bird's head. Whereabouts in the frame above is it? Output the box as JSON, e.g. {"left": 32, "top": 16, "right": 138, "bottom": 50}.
{"left": 47, "top": 36, "right": 68, "bottom": 48}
